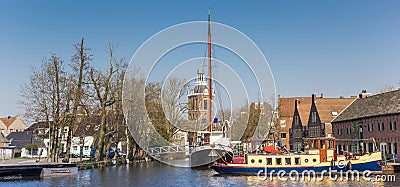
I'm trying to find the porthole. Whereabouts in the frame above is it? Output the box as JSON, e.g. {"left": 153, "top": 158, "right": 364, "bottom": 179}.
{"left": 313, "top": 159, "right": 317, "bottom": 162}
{"left": 258, "top": 159, "right": 263, "bottom": 163}
{"left": 305, "top": 159, "right": 309, "bottom": 163}
{"left": 251, "top": 159, "right": 255, "bottom": 163}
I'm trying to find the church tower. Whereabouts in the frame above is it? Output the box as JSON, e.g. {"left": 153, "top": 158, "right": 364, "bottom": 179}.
{"left": 187, "top": 66, "right": 212, "bottom": 125}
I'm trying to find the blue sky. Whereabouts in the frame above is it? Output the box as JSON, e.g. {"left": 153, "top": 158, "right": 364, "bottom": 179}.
{"left": 1, "top": 1, "right": 399, "bottom": 120}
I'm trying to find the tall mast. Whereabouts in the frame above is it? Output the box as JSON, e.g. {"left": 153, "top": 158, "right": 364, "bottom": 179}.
{"left": 207, "top": 8, "right": 212, "bottom": 132}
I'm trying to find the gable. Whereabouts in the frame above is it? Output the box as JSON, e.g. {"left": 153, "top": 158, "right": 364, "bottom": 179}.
{"left": 278, "top": 97, "right": 311, "bottom": 128}
{"left": 0, "top": 116, "right": 17, "bottom": 127}
{"left": 7, "top": 116, "right": 27, "bottom": 129}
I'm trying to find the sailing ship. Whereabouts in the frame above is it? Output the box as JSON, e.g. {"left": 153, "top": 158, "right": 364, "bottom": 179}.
{"left": 188, "top": 10, "right": 233, "bottom": 167}
{"left": 210, "top": 137, "right": 383, "bottom": 175}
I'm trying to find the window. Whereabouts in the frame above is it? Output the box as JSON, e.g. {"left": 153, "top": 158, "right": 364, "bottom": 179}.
{"left": 280, "top": 120, "right": 286, "bottom": 127}
{"left": 260, "top": 103, "right": 264, "bottom": 109}
{"left": 73, "top": 146, "right": 77, "bottom": 151}
{"left": 258, "top": 159, "right": 263, "bottom": 163}
{"left": 390, "top": 121, "right": 397, "bottom": 131}
{"left": 329, "top": 140, "right": 334, "bottom": 149}
{"left": 280, "top": 132, "right": 287, "bottom": 139}
{"left": 392, "top": 142, "right": 397, "bottom": 154}
{"left": 379, "top": 123, "right": 385, "bottom": 132}
{"left": 285, "top": 158, "right": 291, "bottom": 165}
{"left": 251, "top": 159, "right": 255, "bottom": 163}
{"left": 203, "top": 99, "right": 207, "bottom": 110}
{"left": 266, "top": 158, "right": 272, "bottom": 165}
{"left": 276, "top": 158, "right": 282, "bottom": 165}
{"left": 84, "top": 146, "right": 89, "bottom": 150}
{"left": 321, "top": 140, "right": 325, "bottom": 149}
{"left": 368, "top": 123, "right": 373, "bottom": 132}
{"left": 338, "top": 128, "right": 342, "bottom": 135}
{"left": 255, "top": 103, "right": 258, "bottom": 109}
{"left": 294, "top": 116, "right": 299, "bottom": 125}
{"left": 312, "top": 112, "right": 317, "bottom": 123}
{"left": 294, "top": 157, "right": 301, "bottom": 165}
{"left": 347, "top": 127, "right": 351, "bottom": 135}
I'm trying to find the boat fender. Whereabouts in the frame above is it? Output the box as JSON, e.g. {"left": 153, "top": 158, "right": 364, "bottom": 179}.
{"left": 330, "top": 159, "right": 335, "bottom": 170}
{"left": 347, "top": 161, "right": 352, "bottom": 170}
{"left": 377, "top": 161, "right": 381, "bottom": 167}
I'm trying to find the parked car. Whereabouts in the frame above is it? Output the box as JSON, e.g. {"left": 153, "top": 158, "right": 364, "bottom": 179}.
{"left": 70, "top": 153, "right": 80, "bottom": 158}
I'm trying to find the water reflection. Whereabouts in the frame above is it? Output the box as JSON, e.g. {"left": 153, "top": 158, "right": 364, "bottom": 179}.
{"left": 0, "top": 162, "right": 398, "bottom": 187}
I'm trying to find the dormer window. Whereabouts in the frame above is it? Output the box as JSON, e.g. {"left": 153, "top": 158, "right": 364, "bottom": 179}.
{"left": 312, "top": 112, "right": 317, "bottom": 123}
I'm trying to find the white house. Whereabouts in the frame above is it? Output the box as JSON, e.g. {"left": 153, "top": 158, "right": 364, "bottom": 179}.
{"left": 70, "top": 136, "right": 94, "bottom": 157}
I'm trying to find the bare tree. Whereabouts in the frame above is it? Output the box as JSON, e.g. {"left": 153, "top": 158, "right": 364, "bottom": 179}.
{"left": 20, "top": 54, "right": 70, "bottom": 162}
{"left": 64, "top": 38, "right": 92, "bottom": 163}
{"left": 161, "top": 76, "right": 190, "bottom": 139}
{"left": 90, "top": 43, "right": 126, "bottom": 161}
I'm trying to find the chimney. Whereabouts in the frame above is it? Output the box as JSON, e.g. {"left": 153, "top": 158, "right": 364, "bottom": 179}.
{"left": 320, "top": 93, "right": 324, "bottom": 98}
{"left": 359, "top": 90, "right": 371, "bottom": 98}
{"left": 295, "top": 99, "right": 299, "bottom": 109}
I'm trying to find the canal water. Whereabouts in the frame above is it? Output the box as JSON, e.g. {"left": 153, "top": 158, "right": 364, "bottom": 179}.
{"left": 1, "top": 162, "right": 399, "bottom": 187}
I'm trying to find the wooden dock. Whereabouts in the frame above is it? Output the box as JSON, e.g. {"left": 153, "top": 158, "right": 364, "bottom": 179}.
{"left": 0, "top": 163, "right": 77, "bottom": 179}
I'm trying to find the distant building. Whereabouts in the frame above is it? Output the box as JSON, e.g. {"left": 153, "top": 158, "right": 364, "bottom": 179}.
{"left": 187, "top": 66, "right": 214, "bottom": 145}
{"left": 278, "top": 93, "right": 355, "bottom": 151}
{"left": 0, "top": 115, "right": 28, "bottom": 136}
{"left": 332, "top": 89, "right": 400, "bottom": 158}
{"left": 7, "top": 131, "right": 46, "bottom": 158}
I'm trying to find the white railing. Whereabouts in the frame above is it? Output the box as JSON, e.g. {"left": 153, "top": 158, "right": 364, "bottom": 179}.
{"left": 146, "top": 145, "right": 186, "bottom": 156}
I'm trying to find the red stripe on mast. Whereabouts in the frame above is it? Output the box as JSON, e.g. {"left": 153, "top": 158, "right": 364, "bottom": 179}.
{"left": 207, "top": 9, "right": 212, "bottom": 132}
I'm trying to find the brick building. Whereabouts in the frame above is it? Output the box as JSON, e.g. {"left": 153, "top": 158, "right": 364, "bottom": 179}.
{"left": 278, "top": 96, "right": 310, "bottom": 149}
{"left": 332, "top": 89, "right": 400, "bottom": 158}
{"left": 278, "top": 94, "right": 355, "bottom": 151}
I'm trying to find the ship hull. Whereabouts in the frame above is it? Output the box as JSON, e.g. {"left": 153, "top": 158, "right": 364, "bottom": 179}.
{"left": 210, "top": 161, "right": 382, "bottom": 175}
{"left": 190, "top": 145, "right": 232, "bottom": 167}
{"left": 211, "top": 160, "right": 382, "bottom": 175}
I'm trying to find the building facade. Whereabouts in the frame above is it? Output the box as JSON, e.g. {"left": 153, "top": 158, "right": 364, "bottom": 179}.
{"left": 278, "top": 93, "right": 355, "bottom": 151}
{"left": 332, "top": 90, "right": 400, "bottom": 159}
{"left": 277, "top": 96, "right": 310, "bottom": 149}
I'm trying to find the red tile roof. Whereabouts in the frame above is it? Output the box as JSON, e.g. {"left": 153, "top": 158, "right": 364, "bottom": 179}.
{"left": 314, "top": 97, "right": 356, "bottom": 123}
{"left": 279, "top": 97, "right": 311, "bottom": 126}
{"left": 279, "top": 95, "right": 356, "bottom": 125}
